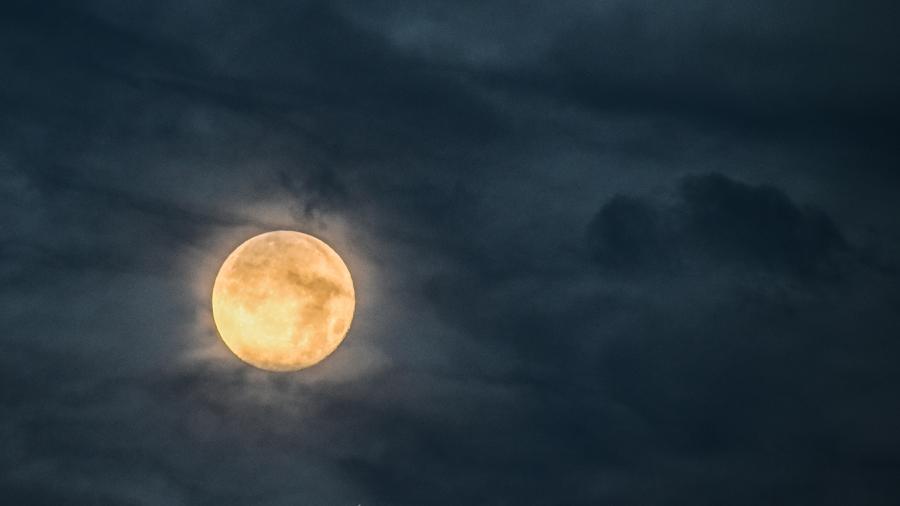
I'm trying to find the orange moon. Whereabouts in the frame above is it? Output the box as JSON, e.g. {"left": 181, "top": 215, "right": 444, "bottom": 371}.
{"left": 211, "top": 231, "right": 355, "bottom": 371}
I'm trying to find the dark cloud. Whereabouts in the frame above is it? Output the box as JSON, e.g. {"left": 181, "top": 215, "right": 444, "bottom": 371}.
{"left": 588, "top": 195, "right": 672, "bottom": 274}
{"left": 513, "top": 1, "right": 900, "bottom": 145}
{"left": 588, "top": 173, "right": 848, "bottom": 279}
{"left": 680, "top": 173, "right": 848, "bottom": 277}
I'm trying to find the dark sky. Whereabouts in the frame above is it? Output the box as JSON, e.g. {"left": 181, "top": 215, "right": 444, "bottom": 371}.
{"left": 3, "top": 1, "right": 900, "bottom": 504}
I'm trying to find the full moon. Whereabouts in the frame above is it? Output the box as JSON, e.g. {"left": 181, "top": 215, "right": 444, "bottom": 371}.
{"left": 211, "top": 231, "right": 355, "bottom": 372}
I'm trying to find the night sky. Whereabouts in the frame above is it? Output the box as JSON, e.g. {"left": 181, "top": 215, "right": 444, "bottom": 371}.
{"left": 3, "top": 1, "right": 900, "bottom": 504}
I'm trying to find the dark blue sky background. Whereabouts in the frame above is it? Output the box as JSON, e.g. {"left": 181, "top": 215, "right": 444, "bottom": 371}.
{"left": 2, "top": 1, "right": 900, "bottom": 504}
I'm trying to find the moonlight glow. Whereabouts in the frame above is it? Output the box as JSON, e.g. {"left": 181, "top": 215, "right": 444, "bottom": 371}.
{"left": 212, "top": 231, "right": 355, "bottom": 372}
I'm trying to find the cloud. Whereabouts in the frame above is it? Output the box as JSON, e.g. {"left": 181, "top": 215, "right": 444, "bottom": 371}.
{"left": 679, "top": 173, "right": 848, "bottom": 276}
{"left": 2, "top": 1, "right": 900, "bottom": 505}
{"left": 588, "top": 173, "right": 848, "bottom": 280}
{"left": 587, "top": 195, "right": 672, "bottom": 274}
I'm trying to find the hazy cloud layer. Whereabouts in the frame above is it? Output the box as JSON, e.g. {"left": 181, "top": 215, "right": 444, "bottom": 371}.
{"left": 2, "top": 0, "right": 900, "bottom": 504}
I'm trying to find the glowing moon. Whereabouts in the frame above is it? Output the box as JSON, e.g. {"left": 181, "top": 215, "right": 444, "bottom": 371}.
{"left": 212, "top": 231, "right": 355, "bottom": 372}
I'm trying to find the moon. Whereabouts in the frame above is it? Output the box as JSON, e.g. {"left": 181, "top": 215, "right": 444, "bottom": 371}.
{"left": 211, "top": 231, "right": 355, "bottom": 372}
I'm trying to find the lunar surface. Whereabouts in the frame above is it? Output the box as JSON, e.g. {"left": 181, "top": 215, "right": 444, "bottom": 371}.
{"left": 212, "top": 231, "right": 355, "bottom": 371}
